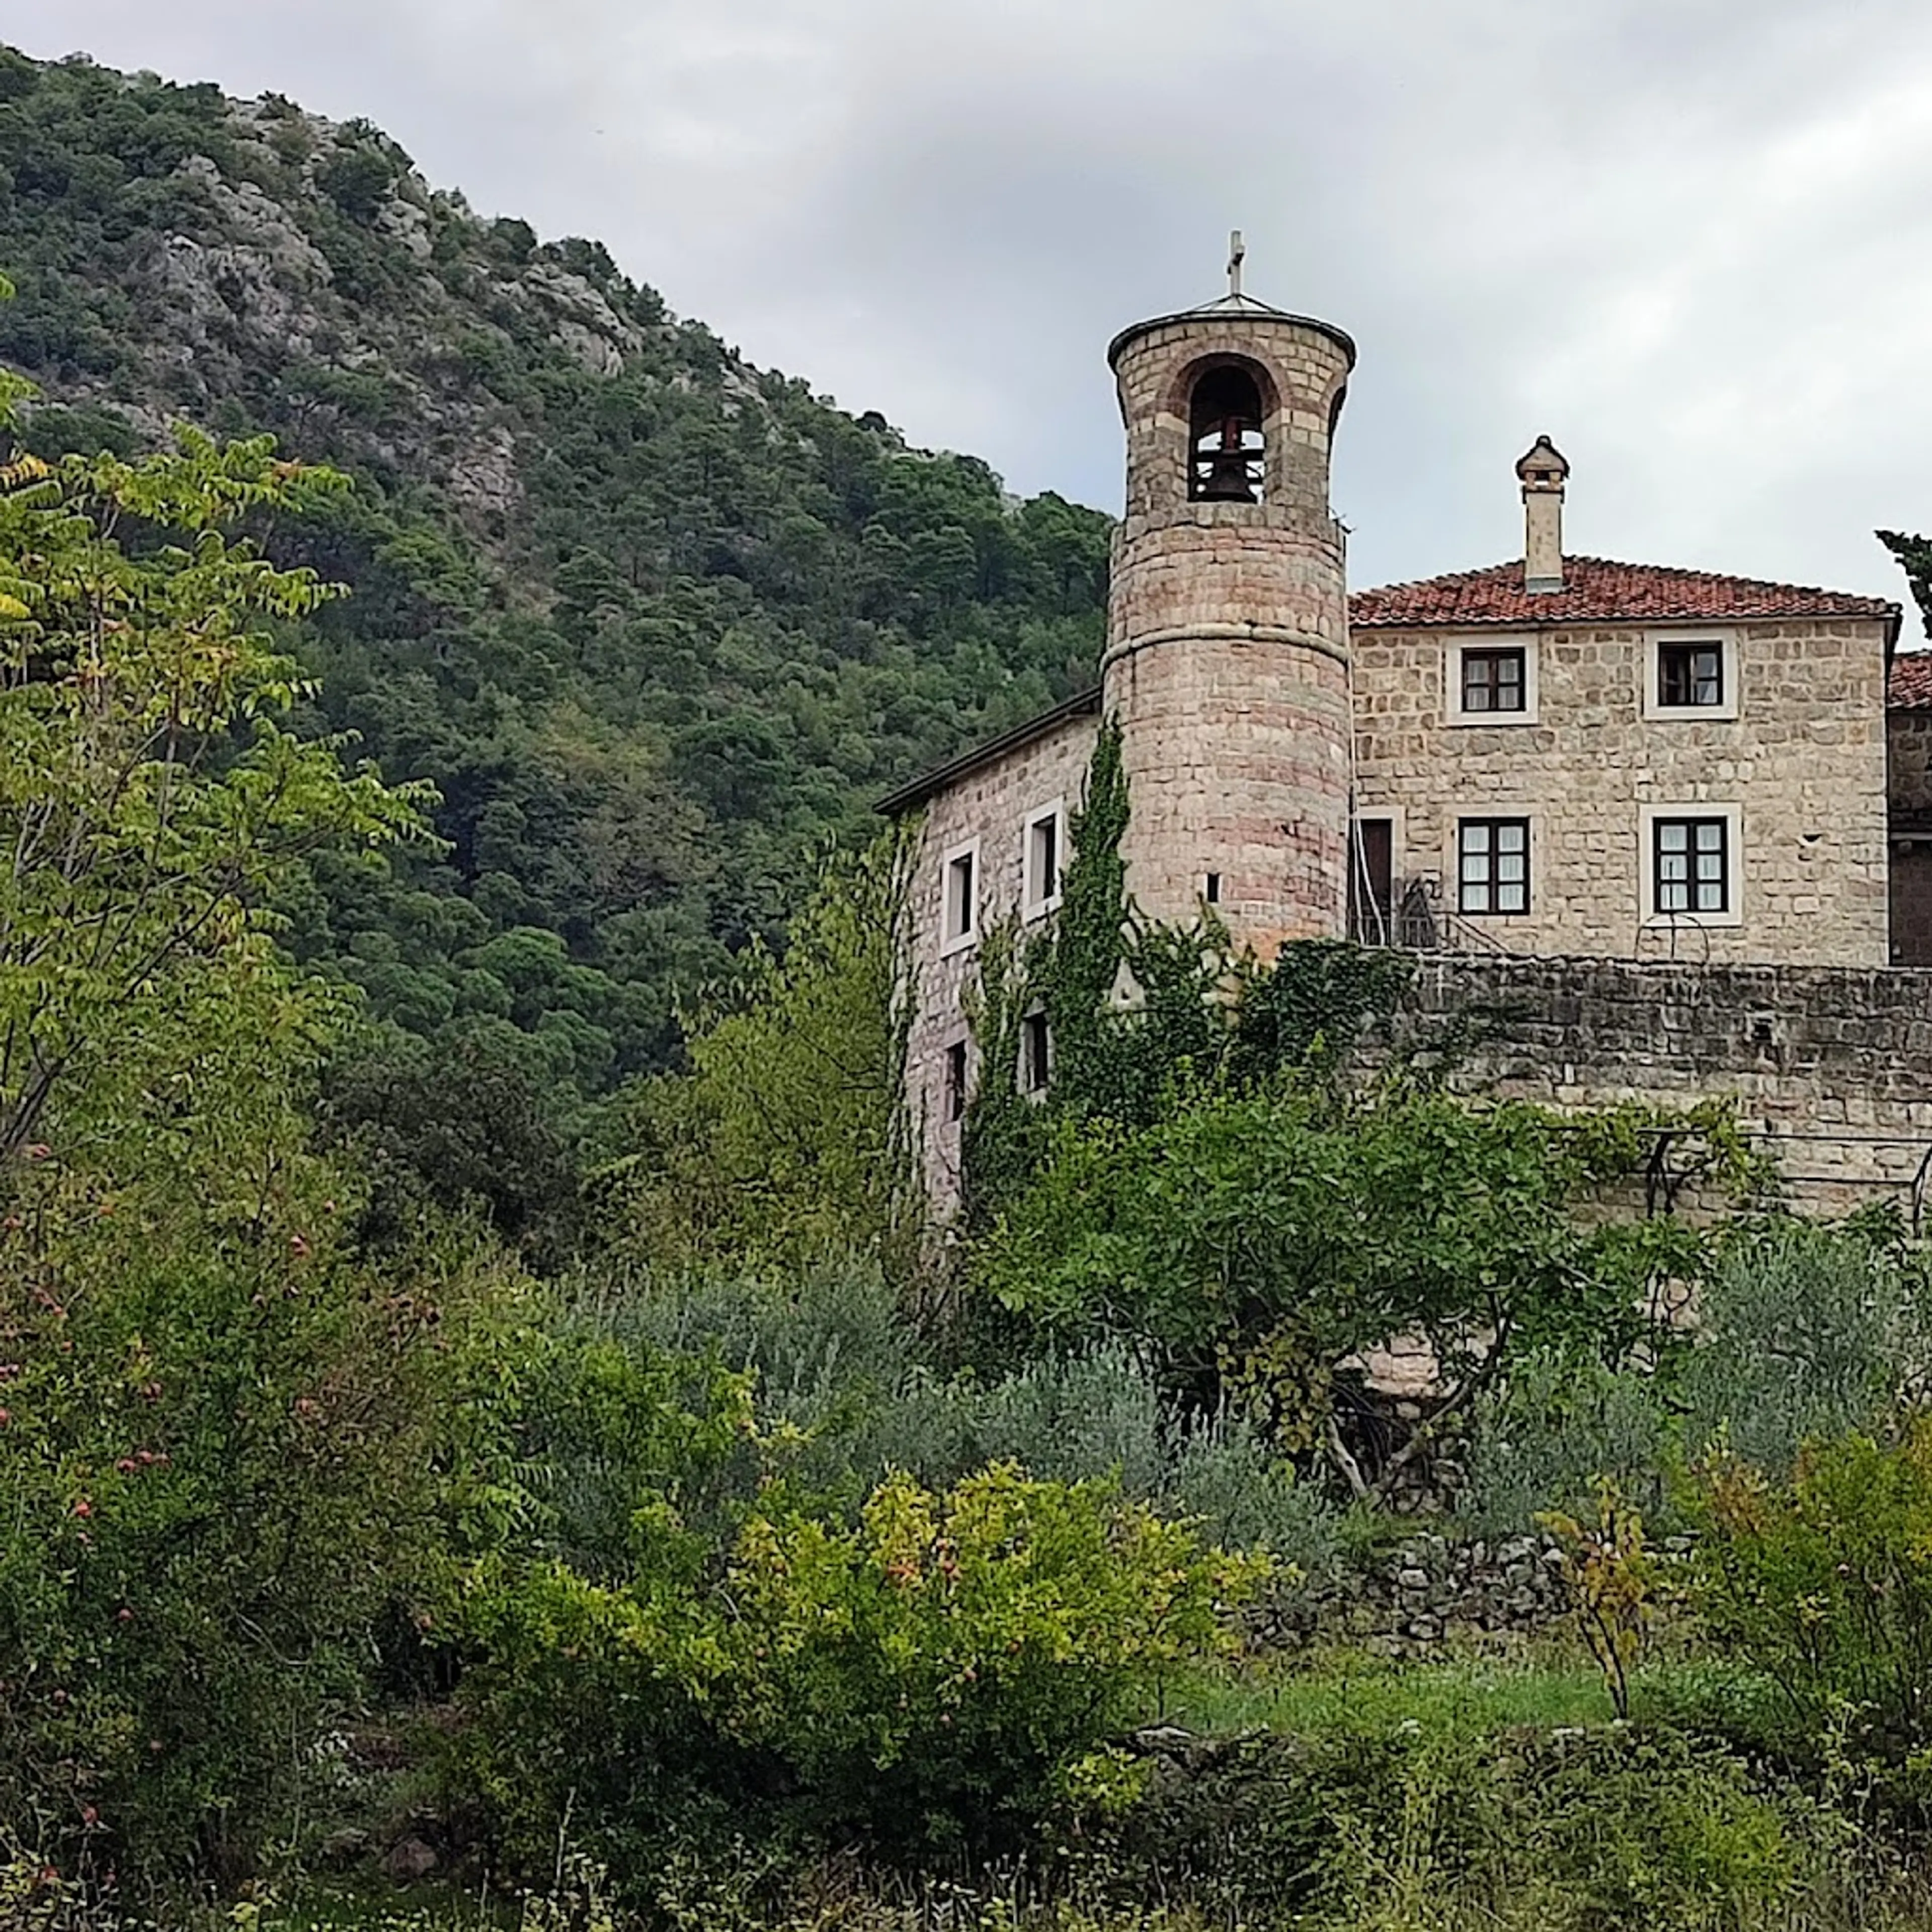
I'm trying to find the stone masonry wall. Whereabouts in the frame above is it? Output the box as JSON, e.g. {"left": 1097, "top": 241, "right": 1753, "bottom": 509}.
{"left": 903, "top": 712, "right": 1100, "bottom": 1211}
{"left": 1890, "top": 708, "right": 1932, "bottom": 817}
{"left": 1109, "top": 312, "right": 1354, "bottom": 526}
{"left": 1351, "top": 617, "right": 1892, "bottom": 967}
{"left": 1889, "top": 709, "right": 1932, "bottom": 965}
{"left": 1401, "top": 953, "right": 1932, "bottom": 1214}
{"left": 1106, "top": 625, "right": 1351, "bottom": 948}
{"left": 1262, "top": 1532, "right": 1571, "bottom": 1654}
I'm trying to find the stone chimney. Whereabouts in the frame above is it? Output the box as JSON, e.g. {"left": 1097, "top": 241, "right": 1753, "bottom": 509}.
{"left": 1516, "top": 435, "right": 1570, "bottom": 593}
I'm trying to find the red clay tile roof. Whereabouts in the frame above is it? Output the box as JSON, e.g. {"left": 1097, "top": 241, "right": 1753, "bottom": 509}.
{"left": 1891, "top": 652, "right": 1932, "bottom": 709}
{"left": 1348, "top": 555, "right": 1900, "bottom": 631}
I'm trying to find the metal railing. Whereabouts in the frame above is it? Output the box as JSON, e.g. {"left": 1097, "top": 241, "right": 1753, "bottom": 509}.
{"left": 1349, "top": 878, "right": 1509, "bottom": 955}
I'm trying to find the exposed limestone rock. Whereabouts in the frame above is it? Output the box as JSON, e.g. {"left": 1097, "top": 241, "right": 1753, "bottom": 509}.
{"left": 551, "top": 317, "right": 624, "bottom": 377}
{"left": 377, "top": 196, "right": 435, "bottom": 263}
{"left": 203, "top": 168, "right": 334, "bottom": 285}
{"left": 513, "top": 261, "right": 640, "bottom": 377}
{"left": 17, "top": 62, "right": 768, "bottom": 582}
{"left": 448, "top": 424, "right": 521, "bottom": 523}
{"left": 145, "top": 230, "right": 321, "bottom": 363}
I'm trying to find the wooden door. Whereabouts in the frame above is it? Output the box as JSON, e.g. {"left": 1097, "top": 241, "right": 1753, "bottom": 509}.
{"left": 1350, "top": 819, "right": 1394, "bottom": 942}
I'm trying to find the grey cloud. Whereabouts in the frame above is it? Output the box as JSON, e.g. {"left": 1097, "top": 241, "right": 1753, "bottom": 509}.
{"left": 11, "top": 0, "right": 1932, "bottom": 627}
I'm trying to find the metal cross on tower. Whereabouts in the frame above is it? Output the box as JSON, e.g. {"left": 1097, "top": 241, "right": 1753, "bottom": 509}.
{"left": 1227, "top": 229, "right": 1245, "bottom": 298}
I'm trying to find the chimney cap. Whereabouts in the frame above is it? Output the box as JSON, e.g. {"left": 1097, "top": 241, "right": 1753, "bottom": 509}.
{"left": 1516, "top": 435, "right": 1570, "bottom": 490}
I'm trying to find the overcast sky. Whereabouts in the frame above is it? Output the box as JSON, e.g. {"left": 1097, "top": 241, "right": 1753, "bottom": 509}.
{"left": 11, "top": 0, "right": 1932, "bottom": 629}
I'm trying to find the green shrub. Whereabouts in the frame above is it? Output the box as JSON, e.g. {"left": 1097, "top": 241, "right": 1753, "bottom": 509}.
{"left": 456, "top": 1464, "right": 1263, "bottom": 1870}
{"left": 316, "top": 143, "right": 398, "bottom": 222}
{"left": 1462, "top": 1215, "right": 1927, "bottom": 1538}
{"left": 1104, "top": 1723, "right": 1814, "bottom": 1931}
{"left": 957, "top": 1346, "right": 1339, "bottom": 1570}
{"left": 608, "top": 1258, "right": 916, "bottom": 1470}
{"left": 0, "top": 1201, "right": 487, "bottom": 1887}
{"left": 1690, "top": 1414, "right": 1932, "bottom": 1767}
{"left": 1313, "top": 1726, "right": 1798, "bottom": 1931}
{"left": 445, "top": 1306, "right": 760, "bottom": 1876}
{"left": 716, "top": 1466, "right": 1265, "bottom": 1848}
{"left": 1678, "top": 1215, "right": 1930, "bottom": 1475}
{"left": 726, "top": 1461, "right": 1267, "bottom": 1839}
{"left": 608, "top": 1264, "right": 1341, "bottom": 1567}
{"left": 956, "top": 1342, "right": 1169, "bottom": 1496}
{"left": 1463, "top": 1347, "right": 1671, "bottom": 1535}
{"left": 455, "top": 1280, "right": 762, "bottom": 1583}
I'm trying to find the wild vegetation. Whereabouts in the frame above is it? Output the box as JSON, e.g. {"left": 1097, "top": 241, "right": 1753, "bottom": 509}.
{"left": 12, "top": 35, "right": 1932, "bottom": 1932}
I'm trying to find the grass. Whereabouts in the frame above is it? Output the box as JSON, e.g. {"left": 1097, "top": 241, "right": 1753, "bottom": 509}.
{"left": 252, "top": 1877, "right": 1217, "bottom": 1932}
{"left": 1153, "top": 1646, "right": 1720, "bottom": 1741}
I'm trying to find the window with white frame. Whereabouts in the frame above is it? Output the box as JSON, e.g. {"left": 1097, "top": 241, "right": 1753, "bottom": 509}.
{"left": 1448, "top": 639, "right": 1538, "bottom": 725}
{"left": 1462, "top": 648, "right": 1525, "bottom": 713}
{"left": 940, "top": 841, "right": 979, "bottom": 951}
{"left": 1658, "top": 642, "right": 1723, "bottom": 708}
{"left": 1457, "top": 817, "right": 1530, "bottom": 915}
{"left": 1641, "top": 803, "right": 1742, "bottom": 926}
{"left": 1644, "top": 631, "right": 1738, "bottom": 721}
{"left": 1021, "top": 801, "right": 1065, "bottom": 915}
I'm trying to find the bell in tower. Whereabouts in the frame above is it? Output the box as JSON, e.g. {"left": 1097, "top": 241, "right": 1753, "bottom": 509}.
{"left": 1189, "top": 365, "right": 1264, "bottom": 503}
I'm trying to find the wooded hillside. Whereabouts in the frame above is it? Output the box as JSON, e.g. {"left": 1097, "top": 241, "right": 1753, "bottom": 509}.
{"left": 0, "top": 41, "right": 1111, "bottom": 1151}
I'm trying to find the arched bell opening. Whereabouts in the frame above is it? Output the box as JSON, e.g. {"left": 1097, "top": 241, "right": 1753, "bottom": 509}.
{"left": 1188, "top": 364, "right": 1266, "bottom": 504}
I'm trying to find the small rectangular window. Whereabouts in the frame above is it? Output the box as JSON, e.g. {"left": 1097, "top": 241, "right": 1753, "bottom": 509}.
{"left": 944, "top": 1040, "right": 969, "bottom": 1122}
{"left": 1658, "top": 642, "right": 1724, "bottom": 708}
{"left": 1458, "top": 817, "right": 1530, "bottom": 916}
{"left": 1021, "top": 1012, "right": 1051, "bottom": 1094}
{"left": 1023, "top": 809, "right": 1062, "bottom": 912}
{"left": 1461, "top": 648, "right": 1526, "bottom": 713}
{"left": 1654, "top": 816, "right": 1729, "bottom": 914}
{"left": 1204, "top": 872, "right": 1221, "bottom": 905}
{"left": 943, "top": 847, "right": 977, "bottom": 946}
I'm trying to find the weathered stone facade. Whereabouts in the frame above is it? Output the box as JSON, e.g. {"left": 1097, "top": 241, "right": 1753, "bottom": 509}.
{"left": 883, "top": 267, "right": 1924, "bottom": 1218}
{"left": 1400, "top": 954, "right": 1932, "bottom": 1215}
{"left": 896, "top": 700, "right": 1099, "bottom": 1207}
{"left": 1351, "top": 614, "right": 1893, "bottom": 967}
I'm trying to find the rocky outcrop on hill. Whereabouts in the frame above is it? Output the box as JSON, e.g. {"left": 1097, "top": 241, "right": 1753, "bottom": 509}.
{"left": 0, "top": 63, "right": 718, "bottom": 544}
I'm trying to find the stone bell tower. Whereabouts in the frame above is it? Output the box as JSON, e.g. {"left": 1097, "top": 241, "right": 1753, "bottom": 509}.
{"left": 1102, "top": 235, "right": 1356, "bottom": 953}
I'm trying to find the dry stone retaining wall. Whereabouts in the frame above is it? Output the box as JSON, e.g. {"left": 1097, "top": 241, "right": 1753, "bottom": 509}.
{"left": 1398, "top": 953, "right": 1932, "bottom": 1214}
{"left": 1246, "top": 1532, "right": 1578, "bottom": 1657}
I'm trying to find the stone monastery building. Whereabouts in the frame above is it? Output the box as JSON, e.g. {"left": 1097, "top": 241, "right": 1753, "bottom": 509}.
{"left": 883, "top": 258, "right": 1932, "bottom": 1210}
